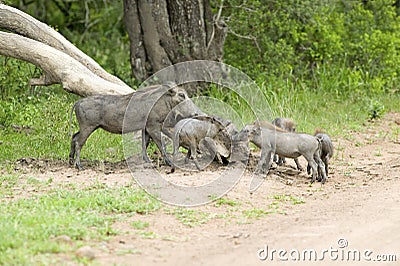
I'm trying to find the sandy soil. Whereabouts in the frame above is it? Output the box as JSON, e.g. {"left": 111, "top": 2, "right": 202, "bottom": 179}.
{"left": 10, "top": 112, "right": 400, "bottom": 265}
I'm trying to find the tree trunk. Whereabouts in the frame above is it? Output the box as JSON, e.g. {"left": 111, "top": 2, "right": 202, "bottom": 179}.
{"left": 0, "top": 4, "right": 132, "bottom": 96}
{"left": 123, "top": 0, "right": 227, "bottom": 83}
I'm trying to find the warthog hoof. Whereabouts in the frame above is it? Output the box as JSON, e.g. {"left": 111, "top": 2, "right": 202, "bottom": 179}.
{"left": 75, "top": 164, "right": 84, "bottom": 171}
{"left": 255, "top": 168, "right": 267, "bottom": 176}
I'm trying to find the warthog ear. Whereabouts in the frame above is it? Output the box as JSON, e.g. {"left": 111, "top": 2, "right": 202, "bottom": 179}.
{"left": 253, "top": 125, "right": 262, "bottom": 135}
{"left": 174, "top": 112, "right": 184, "bottom": 121}
{"left": 162, "top": 81, "right": 177, "bottom": 89}
{"left": 166, "top": 87, "right": 176, "bottom": 96}
{"left": 242, "top": 125, "right": 251, "bottom": 134}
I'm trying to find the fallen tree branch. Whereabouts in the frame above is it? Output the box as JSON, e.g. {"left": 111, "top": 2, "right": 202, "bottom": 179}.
{"left": 0, "top": 4, "right": 133, "bottom": 95}
{"left": 0, "top": 32, "right": 132, "bottom": 96}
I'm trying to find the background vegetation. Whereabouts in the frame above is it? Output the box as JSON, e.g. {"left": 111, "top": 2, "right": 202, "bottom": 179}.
{"left": 1, "top": 0, "right": 400, "bottom": 162}
{"left": 1, "top": 1, "right": 400, "bottom": 264}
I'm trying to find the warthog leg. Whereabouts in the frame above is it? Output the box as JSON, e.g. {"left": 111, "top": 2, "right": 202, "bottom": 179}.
{"left": 314, "top": 153, "right": 327, "bottom": 184}
{"left": 148, "top": 131, "right": 173, "bottom": 166}
{"left": 141, "top": 130, "right": 152, "bottom": 163}
{"left": 294, "top": 158, "right": 303, "bottom": 171}
{"left": 70, "top": 125, "right": 97, "bottom": 170}
{"left": 256, "top": 147, "right": 272, "bottom": 175}
{"left": 304, "top": 154, "right": 318, "bottom": 183}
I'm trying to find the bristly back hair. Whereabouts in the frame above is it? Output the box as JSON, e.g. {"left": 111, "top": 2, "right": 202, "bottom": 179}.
{"left": 284, "top": 119, "right": 296, "bottom": 130}
{"left": 314, "top": 128, "right": 325, "bottom": 135}
{"left": 272, "top": 117, "right": 296, "bottom": 132}
{"left": 254, "top": 120, "right": 287, "bottom": 132}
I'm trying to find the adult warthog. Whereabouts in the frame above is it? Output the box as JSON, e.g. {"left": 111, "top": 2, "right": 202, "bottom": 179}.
{"left": 69, "top": 83, "right": 200, "bottom": 169}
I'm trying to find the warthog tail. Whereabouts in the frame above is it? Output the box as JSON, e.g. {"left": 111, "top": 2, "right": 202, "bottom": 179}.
{"left": 315, "top": 135, "right": 323, "bottom": 153}
{"left": 314, "top": 128, "right": 325, "bottom": 135}
{"left": 173, "top": 124, "right": 183, "bottom": 156}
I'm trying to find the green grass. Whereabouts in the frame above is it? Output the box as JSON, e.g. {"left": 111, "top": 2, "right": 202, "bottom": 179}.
{"left": 213, "top": 197, "right": 239, "bottom": 207}
{"left": 0, "top": 183, "right": 160, "bottom": 265}
{"left": 1, "top": 81, "right": 400, "bottom": 169}
{"left": 0, "top": 88, "right": 125, "bottom": 165}
{"left": 272, "top": 194, "right": 305, "bottom": 205}
{"left": 238, "top": 194, "right": 304, "bottom": 222}
{"left": 169, "top": 208, "right": 212, "bottom": 227}
{"left": 242, "top": 208, "right": 274, "bottom": 219}
{"left": 208, "top": 195, "right": 240, "bottom": 207}
{"left": 195, "top": 82, "right": 400, "bottom": 139}
{"left": 263, "top": 83, "right": 400, "bottom": 135}
{"left": 136, "top": 231, "right": 159, "bottom": 239}
{"left": 131, "top": 220, "right": 150, "bottom": 230}
{"left": 237, "top": 194, "right": 305, "bottom": 223}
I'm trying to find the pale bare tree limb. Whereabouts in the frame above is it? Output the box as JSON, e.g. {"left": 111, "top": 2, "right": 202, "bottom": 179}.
{"left": 0, "top": 3, "right": 133, "bottom": 95}
{"left": 0, "top": 32, "right": 132, "bottom": 96}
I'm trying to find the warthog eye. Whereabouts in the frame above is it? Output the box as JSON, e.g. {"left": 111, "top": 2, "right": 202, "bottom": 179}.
{"left": 177, "top": 92, "right": 186, "bottom": 99}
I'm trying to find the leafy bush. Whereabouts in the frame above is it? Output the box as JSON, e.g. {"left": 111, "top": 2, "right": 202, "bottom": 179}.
{"left": 223, "top": 0, "right": 400, "bottom": 94}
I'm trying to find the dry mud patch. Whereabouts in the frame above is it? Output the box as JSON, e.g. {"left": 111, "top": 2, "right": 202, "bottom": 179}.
{"left": 4, "top": 112, "right": 400, "bottom": 265}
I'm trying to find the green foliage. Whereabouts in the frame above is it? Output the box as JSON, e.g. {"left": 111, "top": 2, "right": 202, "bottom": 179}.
{"left": 0, "top": 58, "right": 39, "bottom": 99}
{"left": 3, "top": 0, "right": 400, "bottom": 97}
{"left": 223, "top": 0, "right": 400, "bottom": 94}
